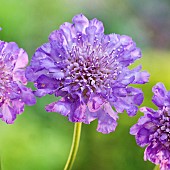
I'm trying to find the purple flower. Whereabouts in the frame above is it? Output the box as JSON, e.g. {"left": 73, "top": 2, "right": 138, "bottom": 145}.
{"left": 26, "top": 14, "right": 149, "bottom": 134}
{"left": 0, "top": 40, "right": 36, "bottom": 124}
{"left": 130, "top": 83, "right": 170, "bottom": 170}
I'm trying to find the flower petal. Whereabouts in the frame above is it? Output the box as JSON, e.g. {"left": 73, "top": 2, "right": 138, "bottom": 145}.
{"left": 87, "top": 95, "right": 105, "bottom": 112}
{"left": 14, "top": 49, "right": 28, "bottom": 69}
{"left": 1, "top": 103, "right": 15, "bottom": 124}
{"left": 72, "top": 14, "right": 89, "bottom": 34}
{"left": 45, "top": 100, "right": 70, "bottom": 116}
{"left": 113, "top": 87, "right": 143, "bottom": 116}
{"left": 152, "top": 82, "right": 167, "bottom": 108}
{"left": 97, "top": 109, "right": 118, "bottom": 134}
{"left": 136, "top": 127, "right": 150, "bottom": 147}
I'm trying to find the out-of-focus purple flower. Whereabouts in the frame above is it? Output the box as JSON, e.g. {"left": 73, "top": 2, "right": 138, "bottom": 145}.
{"left": 0, "top": 40, "right": 36, "bottom": 124}
{"left": 130, "top": 83, "right": 170, "bottom": 170}
{"left": 26, "top": 14, "right": 149, "bottom": 134}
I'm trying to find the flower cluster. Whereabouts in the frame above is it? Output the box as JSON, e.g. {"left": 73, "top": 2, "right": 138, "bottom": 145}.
{"left": 130, "top": 83, "right": 170, "bottom": 170}
{"left": 0, "top": 40, "right": 36, "bottom": 124}
{"left": 26, "top": 14, "right": 149, "bottom": 134}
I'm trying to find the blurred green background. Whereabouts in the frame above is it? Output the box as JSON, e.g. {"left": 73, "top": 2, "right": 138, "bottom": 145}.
{"left": 0, "top": 0, "right": 170, "bottom": 169}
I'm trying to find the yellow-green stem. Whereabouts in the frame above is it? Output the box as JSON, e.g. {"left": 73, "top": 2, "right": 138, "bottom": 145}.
{"left": 64, "top": 122, "right": 82, "bottom": 170}
{"left": 0, "top": 156, "right": 2, "bottom": 170}
{"left": 153, "top": 165, "right": 160, "bottom": 170}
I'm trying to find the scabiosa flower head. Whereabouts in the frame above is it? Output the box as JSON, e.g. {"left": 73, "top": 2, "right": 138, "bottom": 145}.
{"left": 26, "top": 14, "right": 149, "bottom": 134}
{"left": 0, "top": 40, "right": 36, "bottom": 124}
{"left": 130, "top": 83, "right": 170, "bottom": 170}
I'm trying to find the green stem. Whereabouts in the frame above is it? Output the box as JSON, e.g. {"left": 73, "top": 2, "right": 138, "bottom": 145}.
{"left": 153, "top": 165, "right": 160, "bottom": 170}
{"left": 64, "top": 122, "right": 82, "bottom": 170}
{"left": 0, "top": 156, "right": 2, "bottom": 170}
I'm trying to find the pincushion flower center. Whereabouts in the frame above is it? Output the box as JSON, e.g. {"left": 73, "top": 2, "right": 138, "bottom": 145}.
{"left": 65, "top": 45, "right": 120, "bottom": 93}
{"left": 0, "top": 59, "right": 13, "bottom": 103}
{"left": 0, "top": 58, "right": 12, "bottom": 81}
{"left": 154, "top": 110, "right": 170, "bottom": 147}
{"left": 0, "top": 61, "right": 7, "bottom": 86}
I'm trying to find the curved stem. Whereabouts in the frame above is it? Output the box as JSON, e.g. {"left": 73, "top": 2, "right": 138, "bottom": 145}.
{"left": 64, "top": 122, "right": 82, "bottom": 170}
{"left": 153, "top": 165, "right": 160, "bottom": 170}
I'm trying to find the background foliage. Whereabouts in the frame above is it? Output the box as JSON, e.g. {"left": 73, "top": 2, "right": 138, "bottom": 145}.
{"left": 0, "top": 0, "right": 170, "bottom": 169}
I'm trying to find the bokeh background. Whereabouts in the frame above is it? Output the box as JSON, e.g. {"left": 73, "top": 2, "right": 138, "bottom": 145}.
{"left": 0, "top": 0, "right": 170, "bottom": 169}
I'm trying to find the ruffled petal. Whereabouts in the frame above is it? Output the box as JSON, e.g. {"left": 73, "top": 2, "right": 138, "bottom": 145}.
{"left": 72, "top": 14, "right": 89, "bottom": 34}
{"left": 26, "top": 66, "right": 48, "bottom": 82}
{"left": 87, "top": 95, "right": 105, "bottom": 112}
{"left": 13, "top": 69, "right": 27, "bottom": 85}
{"left": 14, "top": 48, "right": 28, "bottom": 69}
{"left": 113, "top": 87, "right": 143, "bottom": 116}
{"left": 45, "top": 100, "right": 70, "bottom": 116}
{"left": 1, "top": 103, "right": 15, "bottom": 124}
{"left": 165, "top": 91, "right": 170, "bottom": 107}
{"left": 85, "top": 26, "right": 97, "bottom": 45}
{"left": 89, "top": 18, "right": 104, "bottom": 34}
{"left": 103, "top": 102, "right": 118, "bottom": 120}
{"left": 83, "top": 109, "right": 98, "bottom": 124}
{"left": 136, "top": 127, "right": 150, "bottom": 147}
{"left": 34, "top": 89, "right": 53, "bottom": 97}
{"left": 60, "top": 22, "right": 75, "bottom": 46}
{"left": 2, "top": 41, "right": 19, "bottom": 54}
{"left": 97, "top": 109, "right": 118, "bottom": 134}
{"left": 152, "top": 82, "right": 167, "bottom": 108}
{"left": 68, "top": 102, "right": 86, "bottom": 122}
{"left": 36, "top": 75, "right": 59, "bottom": 90}
{"left": 130, "top": 65, "right": 150, "bottom": 84}
{"left": 130, "top": 124, "right": 140, "bottom": 135}
{"left": 12, "top": 100, "right": 24, "bottom": 115}
{"left": 18, "top": 84, "right": 36, "bottom": 105}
